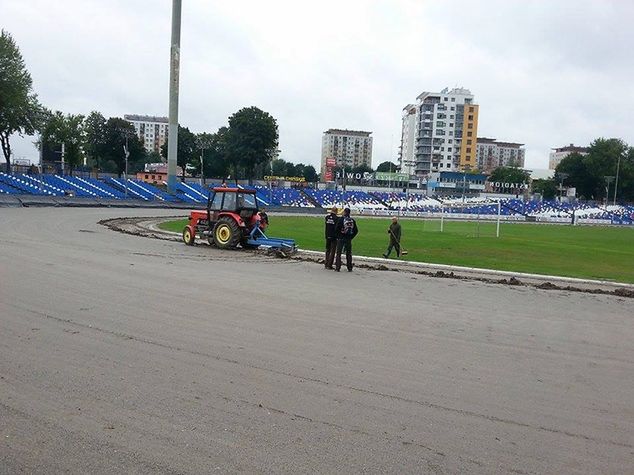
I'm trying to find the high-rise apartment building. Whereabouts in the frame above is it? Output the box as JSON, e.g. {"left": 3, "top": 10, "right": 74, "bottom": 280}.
{"left": 321, "top": 129, "right": 373, "bottom": 179}
{"left": 548, "top": 144, "right": 588, "bottom": 170}
{"left": 476, "top": 138, "right": 525, "bottom": 173}
{"left": 399, "top": 105, "right": 417, "bottom": 176}
{"left": 399, "top": 87, "right": 479, "bottom": 177}
{"left": 124, "top": 114, "right": 169, "bottom": 154}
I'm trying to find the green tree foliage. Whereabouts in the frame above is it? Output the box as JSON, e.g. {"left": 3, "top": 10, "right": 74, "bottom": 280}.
{"left": 556, "top": 138, "right": 633, "bottom": 201}
{"left": 0, "top": 30, "right": 45, "bottom": 173}
{"left": 225, "top": 107, "right": 278, "bottom": 180}
{"left": 160, "top": 125, "right": 197, "bottom": 180}
{"left": 269, "top": 158, "right": 318, "bottom": 181}
{"left": 200, "top": 128, "right": 229, "bottom": 179}
{"left": 351, "top": 164, "right": 374, "bottom": 175}
{"left": 376, "top": 161, "right": 398, "bottom": 173}
{"left": 531, "top": 178, "right": 558, "bottom": 200}
{"left": 489, "top": 166, "right": 531, "bottom": 184}
{"left": 303, "top": 165, "right": 318, "bottom": 182}
{"left": 103, "top": 117, "right": 145, "bottom": 177}
{"left": 41, "top": 111, "right": 86, "bottom": 175}
{"left": 84, "top": 111, "right": 107, "bottom": 171}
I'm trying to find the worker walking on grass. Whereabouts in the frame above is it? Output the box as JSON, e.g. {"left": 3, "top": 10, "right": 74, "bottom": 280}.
{"left": 383, "top": 216, "right": 401, "bottom": 258}
{"left": 324, "top": 206, "right": 339, "bottom": 269}
{"left": 334, "top": 207, "right": 358, "bottom": 272}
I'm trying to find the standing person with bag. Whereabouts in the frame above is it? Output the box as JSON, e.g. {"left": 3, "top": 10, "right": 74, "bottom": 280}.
{"left": 324, "top": 206, "right": 339, "bottom": 269}
{"left": 383, "top": 216, "right": 401, "bottom": 258}
{"left": 334, "top": 207, "right": 358, "bottom": 272}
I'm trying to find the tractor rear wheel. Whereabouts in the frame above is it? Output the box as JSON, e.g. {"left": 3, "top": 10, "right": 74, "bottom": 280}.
{"left": 182, "top": 225, "right": 195, "bottom": 245}
{"left": 213, "top": 217, "right": 241, "bottom": 249}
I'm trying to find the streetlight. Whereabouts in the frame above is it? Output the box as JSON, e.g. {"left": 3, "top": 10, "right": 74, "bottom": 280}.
{"left": 604, "top": 176, "right": 614, "bottom": 206}
{"left": 557, "top": 172, "right": 569, "bottom": 202}
{"left": 613, "top": 153, "right": 623, "bottom": 205}
{"left": 123, "top": 136, "right": 129, "bottom": 198}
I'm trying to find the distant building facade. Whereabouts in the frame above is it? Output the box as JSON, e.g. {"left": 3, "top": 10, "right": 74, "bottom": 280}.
{"left": 476, "top": 138, "right": 525, "bottom": 173}
{"left": 124, "top": 114, "right": 169, "bottom": 154}
{"left": 399, "top": 105, "right": 417, "bottom": 176}
{"left": 399, "top": 87, "right": 479, "bottom": 177}
{"left": 548, "top": 144, "right": 589, "bottom": 170}
{"left": 321, "top": 129, "right": 373, "bottom": 179}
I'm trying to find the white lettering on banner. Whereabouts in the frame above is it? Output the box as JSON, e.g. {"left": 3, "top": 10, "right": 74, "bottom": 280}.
{"left": 335, "top": 171, "right": 372, "bottom": 181}
{"left": 490, "top": 181, "right": 528, "bottom": 190}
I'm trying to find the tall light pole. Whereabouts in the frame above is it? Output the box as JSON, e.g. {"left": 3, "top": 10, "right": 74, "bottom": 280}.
{"left": 167, "top": 0, "right": 182, "bottom": 193}
{"left": 123, "top": 135, "right": 129, "bottom": 198}
{"left": 557, "top": 172, "right": 568, "bottom": 202}
{"left": 613, "top": 153, "right": 622, "bottom": 205}
{"left": 604, "top": 176, "right": 614, "bottom": 206}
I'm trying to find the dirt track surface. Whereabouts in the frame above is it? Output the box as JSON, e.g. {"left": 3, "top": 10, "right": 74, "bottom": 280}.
{"left": 1, "top": 208, "right": 633, "bottom": 474}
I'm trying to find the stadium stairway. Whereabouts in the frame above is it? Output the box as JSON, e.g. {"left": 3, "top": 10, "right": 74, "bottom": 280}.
{"left": 300, "top": 189, "right": 322, "bottom": 208}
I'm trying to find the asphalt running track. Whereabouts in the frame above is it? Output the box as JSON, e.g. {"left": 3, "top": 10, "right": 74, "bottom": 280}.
{"left": 1, "top": 208, "right": 632, "bottom": 474}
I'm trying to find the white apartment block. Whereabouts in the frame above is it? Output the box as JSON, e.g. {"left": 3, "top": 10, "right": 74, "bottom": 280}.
{"left": 399, "top": 87, "right": 479, "bottom": 177}
{"left": 476, "top": 138, "right": 526, "bottom": 173}
{"left": 399, "top": 105, "right": 417, "bottom": 175}
{"left": 548, "top": 144, "right": 589, "bottom": 170}
{"left": 124, "top": 114, "right": 169, "bottom": 154}
{"left": 321, "top": 129, "right": 373, "bottom": 177}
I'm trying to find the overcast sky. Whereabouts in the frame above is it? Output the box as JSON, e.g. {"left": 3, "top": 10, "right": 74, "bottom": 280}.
{"left": 5, "top": 0, "right": 634, "bottom": 171}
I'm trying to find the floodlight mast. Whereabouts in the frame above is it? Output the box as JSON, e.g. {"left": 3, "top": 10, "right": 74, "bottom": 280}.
{"left": 167, "top": 0, "right": 182, "bottom": 193}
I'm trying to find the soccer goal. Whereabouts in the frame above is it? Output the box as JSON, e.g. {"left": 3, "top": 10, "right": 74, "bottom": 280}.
{"left": 420, "top": 198, "right": 502, "bottom": 238}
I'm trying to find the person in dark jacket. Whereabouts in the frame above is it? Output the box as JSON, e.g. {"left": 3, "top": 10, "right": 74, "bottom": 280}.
{"left": 383, "top": 216, "right": 401, "bottom": 258}
{"left": 334, "top": 207, "right": 358, "bottom": 272}
{"left": 324, "top": 206, "right": 339, "bottom": 269}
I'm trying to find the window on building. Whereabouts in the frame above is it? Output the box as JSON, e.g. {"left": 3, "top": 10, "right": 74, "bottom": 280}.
{"left": 469, "top": 107, "right": 474, "bottom": 112}
{"left": 468, "top": 123, "right": 473, "bottom": 129}
{"left": 467, "top": 132, "right": 472, "bottom": 137}
{"left": 466, "top": 148, "right": 471, "bottom": 153}
{"left": 468, "top": 115, "right": 473, "bottom": 120}
{"left": 449, "top": 123, "right": 454, "bottom": 127}
{"left": 451, "top": 97, "right": 455, "bottom": 102}
{"left": 467, "top": 139, "right": 472, "bottom": 145}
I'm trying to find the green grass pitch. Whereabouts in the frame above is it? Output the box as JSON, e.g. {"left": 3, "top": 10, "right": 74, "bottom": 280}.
{"left": 159, "top": 215, "right": 634, "bottom": 283}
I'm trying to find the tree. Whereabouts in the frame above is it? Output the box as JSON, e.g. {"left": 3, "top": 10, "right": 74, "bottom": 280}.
{"left": 376, "top": 161, "right": 398, "bottom": 173}
{"left": 531, "top": 178, "right": 558, "bottom": 200}
{"left": 84, "top": 111, "right": 107, "bottom": 172}
{"left": 161, "top": 124, "right": 197, "bottom": 180}
{"left": 555, "top": 152, "right": 590, "bottom": 198}
{"left": 41, "top": 111, "right": 86, "bottom": 175}
{"left": 0, "top": 30, "right": 45, "bottom": 173}
{"left": 270, "top": 158, "right": 288, "bottom": 176}
{"left": 303, "top": 165, "right": 318, "bottom": 182}
{"left": 103, "top": 117, "right": 145, "bottom": 177}
{"left": 201, "top": 127, "right": 229, "bottom": 179}
{"left": 489, "top": 166, "right": 531, "bottom": 184}
{"left": 555, "top": 139, "right": 634, "bottom": 201}
{"left": 225, "top": 107, "right": 278, "bottom": 181}
{"left": 351, "top": 164, "right": 374, "bottom": 175}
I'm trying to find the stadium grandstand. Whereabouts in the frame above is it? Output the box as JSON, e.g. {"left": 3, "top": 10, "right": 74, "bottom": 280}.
{"left": 1, "top": 172, "right": 632, "bottom": 225}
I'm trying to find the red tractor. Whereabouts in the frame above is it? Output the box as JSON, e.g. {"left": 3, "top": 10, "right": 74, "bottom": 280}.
{"left": 182, "top": 187, "right": 296, "bottom": 253}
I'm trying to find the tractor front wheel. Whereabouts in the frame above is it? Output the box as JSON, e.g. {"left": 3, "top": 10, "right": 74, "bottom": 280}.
{"left": 213, "top": 217, "right": 241, "bottom": 249}
{"left": 182, "top": 225, "right": 196, "bottom": 245}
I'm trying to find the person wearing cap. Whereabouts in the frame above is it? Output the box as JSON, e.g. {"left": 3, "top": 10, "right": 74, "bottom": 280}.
{"left": 383, "top": 216, "right": 401, "bottom": 258}
{"left": 324, "top": 206, "right": 339, "bottom": 269}
{"left": 334, "top": 207, "right": 358, "bottom": 272}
